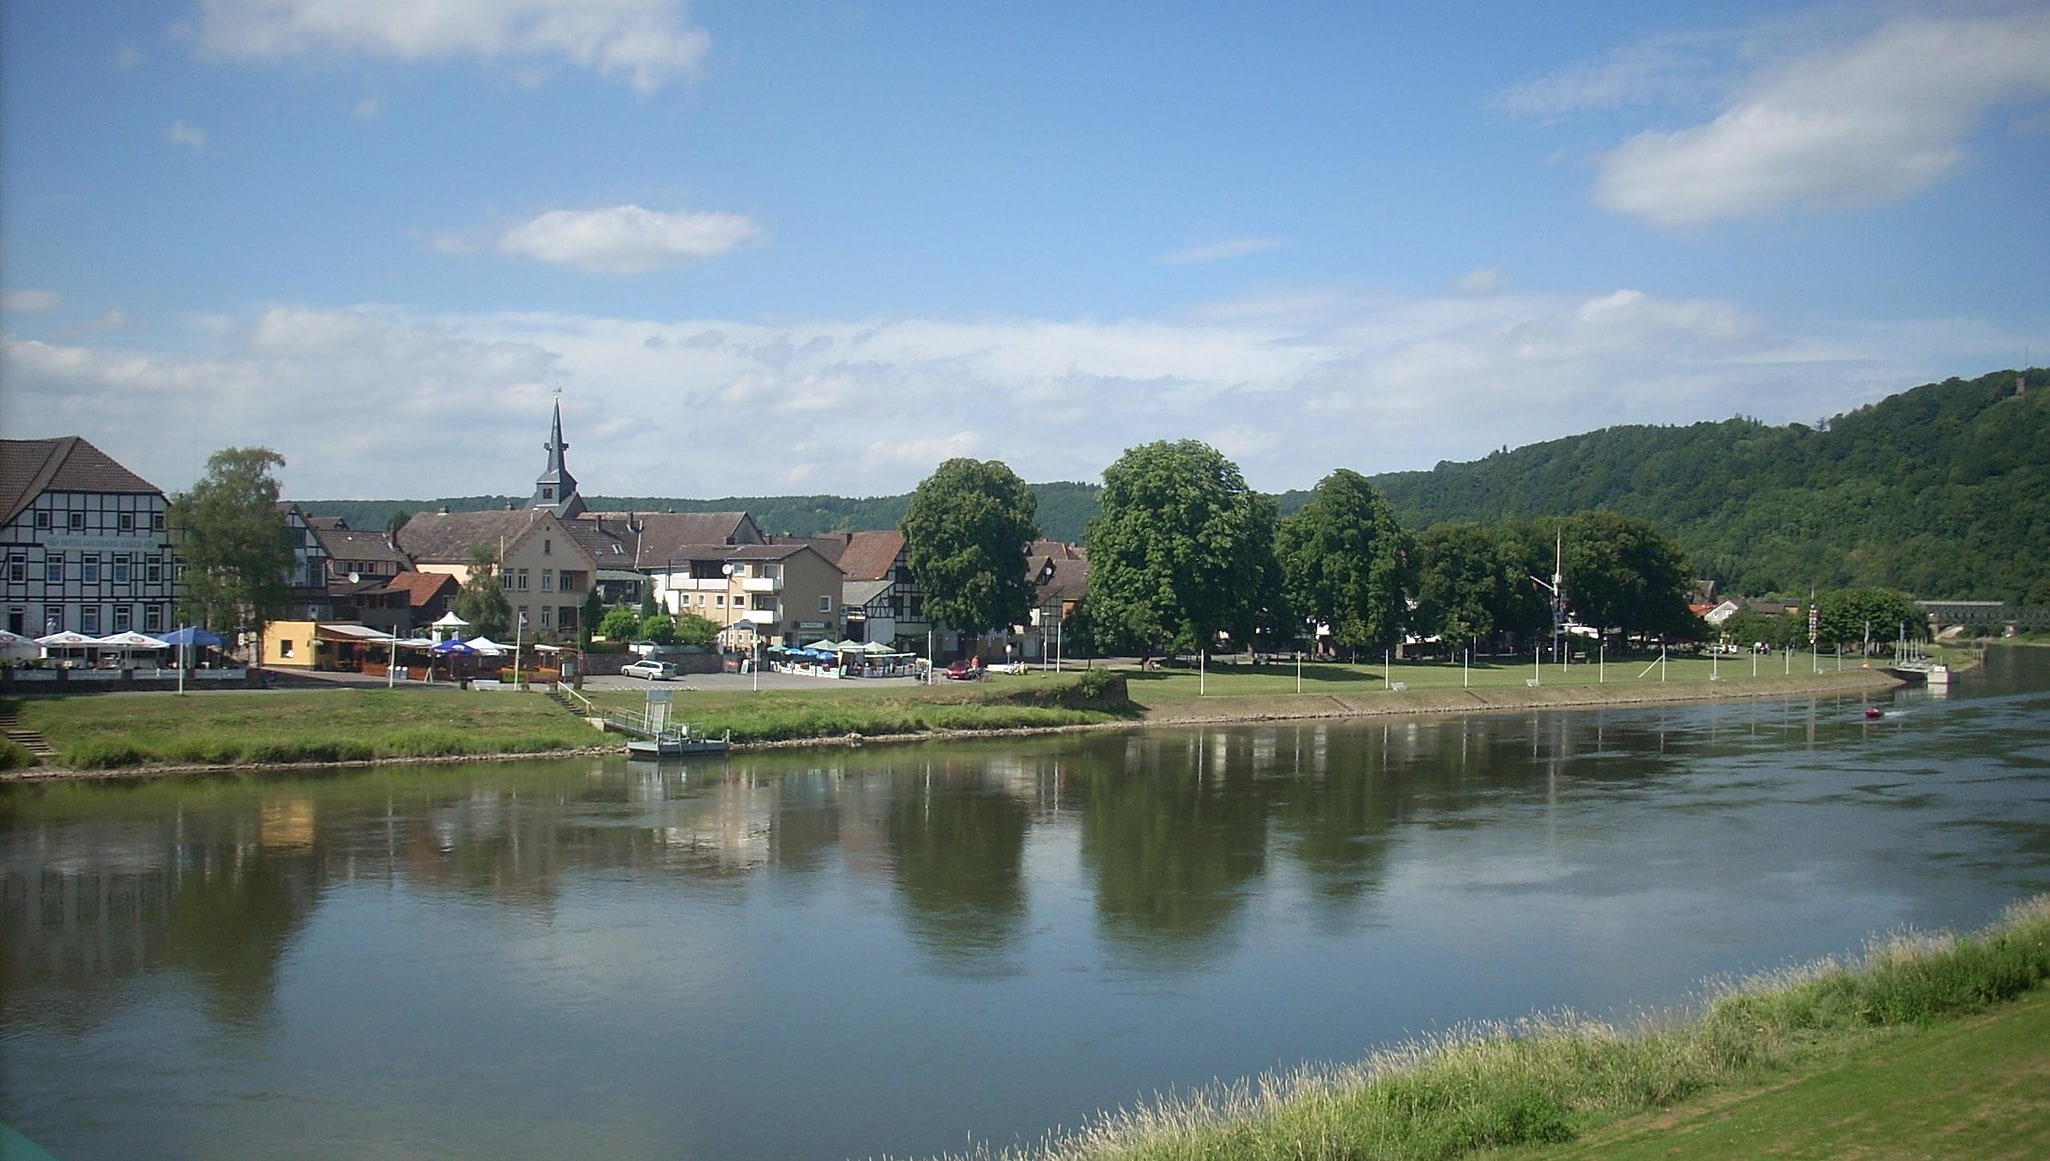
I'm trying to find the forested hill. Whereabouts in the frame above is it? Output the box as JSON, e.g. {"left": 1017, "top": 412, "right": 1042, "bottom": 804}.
{"left": 1365, "top": 368, "right": 2048, "bottom": 603}
{"left": 296, "top": 369, "right": 2046, "bottom": 602}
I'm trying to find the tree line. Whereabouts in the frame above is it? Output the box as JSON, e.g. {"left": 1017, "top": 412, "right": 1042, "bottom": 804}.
{"left": 900, "top": 441, "right": 1714, "bottom": 662}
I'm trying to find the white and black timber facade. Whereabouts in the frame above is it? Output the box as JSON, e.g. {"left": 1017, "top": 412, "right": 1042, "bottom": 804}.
{"left": 0, "top": 437, "right": 176, "bottom": 638}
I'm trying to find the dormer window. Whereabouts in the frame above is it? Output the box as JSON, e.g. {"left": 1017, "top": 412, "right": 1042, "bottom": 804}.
{"left": 542, "top": 488, "right": 554, "bottom": 500}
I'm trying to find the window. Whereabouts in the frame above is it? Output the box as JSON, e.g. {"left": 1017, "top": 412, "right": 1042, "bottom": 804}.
{"left": 119, "top": 512, "right": 134, "bottom": 532}
{"left": 114, "top": 606, "right": 132, "bottom": 633}
{"left": 35, "top": 511, "right": 50, "bottom": 530}
{"left": 146, "top": 556, "right": 162, "bottom": 584}
{"left": 500, "top": 571, "right": 512, "bottom": 590}
{"left": 819, "top": 595, "right": 832, "bottom": 613}
{"left": 541, "top": 569, "right": 553, "bottom": 592}
{"left": 715, "top": 594, "right": 725, "bottom": 607}
{"left": 539, "top": 606, "right": 552, "bottom": 628}
{"left": 516, "top": 568, "right": 529, "bottom": 591}
{"left": 82, "top": 555, "right": 100, "bottom": 584}
{"left": 46, "top": 558, "right": 63, "bottom": 584}
{"left": 113, "top": 555, "right": 131, "bottom": 583}
{"left": 543, "top": 538, "right": 552, "bottom": 556}
{"left": 82, "top": 606, "right": 100, "bottom": 634}
{"left": 69, "top": 512, "right": 86, "bottom": 531}
{"left": 152, "top": 512, "right": 165, "bottom": 532}
{"left": 279, "top": 638, "right": 295, "bottom": 659}
{"left": 144, "top": 605, "right": 163, "bottom": 633}
{"left": 6, "top": 555, "right": 21, "bottom": 583}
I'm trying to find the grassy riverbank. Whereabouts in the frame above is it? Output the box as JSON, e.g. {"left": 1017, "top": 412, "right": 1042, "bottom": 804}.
{"left": 2, "top": 655, "right": 1900, "bottom": 775}
{"left": 942, "top": 896, "right": 2050, "bottom": 1160}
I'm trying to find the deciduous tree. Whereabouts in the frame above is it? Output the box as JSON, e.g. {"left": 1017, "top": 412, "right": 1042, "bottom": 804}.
{"left": 1277, "top": 469, "right": 1409, "bottom": 656}
{"left": 453, "top": 544, "right": 511, "bottom": 639}
{"left": 170, "top": 447, "right": 295, "bottom": 657}
{"left": 1084, "top": 440, "right": 1280, "bottom": 658}
{"left": 901, "top": 458, "right": 1040, "bottom": 639}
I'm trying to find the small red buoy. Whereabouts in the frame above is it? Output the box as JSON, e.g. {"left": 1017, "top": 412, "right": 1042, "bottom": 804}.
{"left": 1864, "top": 706, "right": 1883, "bottom": 719}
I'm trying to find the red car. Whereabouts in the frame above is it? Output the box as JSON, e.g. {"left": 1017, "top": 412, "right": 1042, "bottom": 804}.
{"left": 943, "top": 658, "right": 984, "bottom": 681}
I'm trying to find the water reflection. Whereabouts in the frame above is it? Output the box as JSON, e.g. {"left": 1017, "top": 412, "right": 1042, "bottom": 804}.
{"left": 5, "top": 651, "right": 2050, "bottom": 1161}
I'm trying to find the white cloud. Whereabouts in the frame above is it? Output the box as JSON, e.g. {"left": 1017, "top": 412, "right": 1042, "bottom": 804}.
{"left": 2, "top": 289, "right": 62, "bottom": 312}
{"left": 1493, "top": 36, "right": 1723, "bottom": 122}
{"left": 186, "top": 0, "right": 711, "bottom": 92}
{"left": 1159, "top": 237, "right": 1288, "bottom": 265}
{"left": 0, "top": 290, "right": 2017, "bottom": 500}
{"left": 1453, "top": 267, "right": 1505, "bottom": 295}
{"left": 167, "top": 120, "right": 208, "bottom": 148}
{"left": 495, "top": 205, "right": 763, "bottom": 273}
{"left": 1594, "top": 12, "right": 2050, "bottom": 225}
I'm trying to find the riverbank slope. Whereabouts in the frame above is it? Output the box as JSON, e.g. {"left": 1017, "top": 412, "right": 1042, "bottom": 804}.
{"left": 936, "top": 895, "right": 2050, "bottom": 1160}
{"left": 0, "top": 662, "right": 1903, "bottom": 780}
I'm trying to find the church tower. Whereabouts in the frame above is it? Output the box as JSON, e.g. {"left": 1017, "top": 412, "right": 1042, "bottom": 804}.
{"left": 530, "top": 396, "right": 586, "bottom": 518}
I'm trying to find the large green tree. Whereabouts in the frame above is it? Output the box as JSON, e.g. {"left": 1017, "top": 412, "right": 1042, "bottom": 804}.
{"left": 1084, "top": 440, "right": 1280, "bottom": 657}
{"left": 1548, "top": 512, "right": 1699, "bottom": 639}
{"left": 901, "top": 458, "right": 1040, "bottom": 638}
{"left": 1817, "top": 586, "right": 1922, "bottom": 649}
{"left": 1276, "top": 469, "right": 1409, "bottom": 655}
{"left": 1412, "top": 521, "right": 1542, "bottom": 651}
{"left": 453, "top": 544, "right": 511, "bottom": 638}
{"left": 169, "top": 447, "right": 295, "bottom": 655}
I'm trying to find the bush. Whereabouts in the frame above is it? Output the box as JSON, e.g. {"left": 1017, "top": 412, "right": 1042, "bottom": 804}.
{"left": 0, "top": 738, "right": 37, "bottom": 770}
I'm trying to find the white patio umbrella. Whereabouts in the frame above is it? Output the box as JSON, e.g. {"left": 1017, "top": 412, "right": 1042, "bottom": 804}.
{"left": 0, "top": 629, "right": 37, "bottom": 662}
{"left": 463, "top": 635, "right": 508, "bottom": 656}
{"left": 35, "top": 629, "right": 101, "bottom": 666}
{"left": 96, "top": 630, "right": 172, "bottom": 669}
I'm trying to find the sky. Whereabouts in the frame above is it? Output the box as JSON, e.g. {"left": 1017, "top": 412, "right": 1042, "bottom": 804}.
{"left": 3, "top": 1, "right": 2047, "bottom": 503}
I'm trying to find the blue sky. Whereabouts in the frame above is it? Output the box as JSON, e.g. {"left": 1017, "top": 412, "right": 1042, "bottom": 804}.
{"left": 3, "top": 1, "right": 2046, "bottom": 502}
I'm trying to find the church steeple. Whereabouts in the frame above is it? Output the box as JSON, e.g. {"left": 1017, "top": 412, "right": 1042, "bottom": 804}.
{"left": 531, "top": 394, "right": 585, "bottom": 518}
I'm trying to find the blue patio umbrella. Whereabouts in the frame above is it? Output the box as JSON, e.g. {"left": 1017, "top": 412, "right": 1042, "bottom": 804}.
{"left": 432, "top": 638, "right": 480, "bottom": 655}
{"left": 161, "top": 626, "right": 226, "bottom": 649}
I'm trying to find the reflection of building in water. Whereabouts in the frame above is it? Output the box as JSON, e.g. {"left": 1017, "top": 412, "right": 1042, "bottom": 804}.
{"left": 2, "top": 863, "right": 172, "bottom": 982}
{"left": 261, "top": 799, "right": 316, "bottom": 851}
{"left": 656, "top": 776, "right": 776, "bottom": 871}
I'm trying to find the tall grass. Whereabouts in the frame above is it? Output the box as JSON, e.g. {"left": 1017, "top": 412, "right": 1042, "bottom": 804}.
{"left": 935, "top": 896, "right": 2050, "bottom": 1161}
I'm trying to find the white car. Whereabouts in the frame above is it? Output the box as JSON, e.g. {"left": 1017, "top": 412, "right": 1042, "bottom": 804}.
{"left": 620, "top": 659, "right": 677, "bottom": 681}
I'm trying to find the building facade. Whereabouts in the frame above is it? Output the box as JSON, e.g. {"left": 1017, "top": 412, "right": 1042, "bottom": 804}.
{"left": 1, "top": 437, "right": 177, "bottom": 638}
{"left": 648, "top": 542, "right": 843, "bottom": 649}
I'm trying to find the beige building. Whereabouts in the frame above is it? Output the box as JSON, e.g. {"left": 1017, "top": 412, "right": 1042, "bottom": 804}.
{"left": 648, "top": 542, "right": 844, "bottom": 649}
{"left": 395, "top": 507, "right": 599, "bottom": 643}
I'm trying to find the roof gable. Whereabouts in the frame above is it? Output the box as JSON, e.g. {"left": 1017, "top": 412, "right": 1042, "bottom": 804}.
{"left": 1, "top": 437, "right": 164, "bottom": 528}
{"left": 836, "top": 530, "right": 905, "bottom": 582}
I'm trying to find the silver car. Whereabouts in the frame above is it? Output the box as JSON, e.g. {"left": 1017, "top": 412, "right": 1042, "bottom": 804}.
{"left": 620, "top": 659, "right": 677, "bottom": 681}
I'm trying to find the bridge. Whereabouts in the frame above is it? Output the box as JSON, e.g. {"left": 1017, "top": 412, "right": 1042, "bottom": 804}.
{"left": 1916, "top": 601, "right": 2050, "bottom": 634}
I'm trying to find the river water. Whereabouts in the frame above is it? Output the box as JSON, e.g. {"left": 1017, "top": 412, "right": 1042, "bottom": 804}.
{"left": 5, "top": 648, "right": 2049, "bottom": 1159}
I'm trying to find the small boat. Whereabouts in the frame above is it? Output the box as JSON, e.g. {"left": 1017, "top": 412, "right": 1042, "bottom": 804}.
{"left": 1864, "top": 706, "right": 1884, "bottom": 719}
{"left": 627, "top": 726, "right": 732, "bottom": 760}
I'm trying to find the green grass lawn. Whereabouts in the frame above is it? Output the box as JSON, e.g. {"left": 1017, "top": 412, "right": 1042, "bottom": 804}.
{"left": 1113, "top": 649, "right": 1877, "bottom": 706}
{"left": 13, "top": 688, "right": 604, "bottom": 768}
{"left": 579, "top": 669, "right": 1126, "bottom": 743}
{"left": 1519, "top": 986, "right": 2050, "bottom": 1161}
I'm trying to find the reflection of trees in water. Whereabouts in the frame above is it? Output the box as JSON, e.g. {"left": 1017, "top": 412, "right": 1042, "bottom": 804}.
{"left": 1077, "top": 733, "right": 1270, "bottom": 966}
{"left": 884, "top": 762, "right": 1031, "bottom": 972}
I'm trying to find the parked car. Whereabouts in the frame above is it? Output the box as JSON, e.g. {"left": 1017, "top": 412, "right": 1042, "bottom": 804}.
{"left": 621, "top": 659, "right": 677, "bottom": 681}
{"left": 943, "top": 658, "right": 983, "bottom": 681}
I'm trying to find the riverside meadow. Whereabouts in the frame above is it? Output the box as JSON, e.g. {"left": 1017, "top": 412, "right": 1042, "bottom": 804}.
{"left": 2, "top": 648, "right": 1909, "bottom": 774}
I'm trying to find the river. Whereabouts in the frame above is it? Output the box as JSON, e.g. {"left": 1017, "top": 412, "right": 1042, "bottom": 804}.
{"left": 4, "top": 648, "right": 2049, "bottom": 1159}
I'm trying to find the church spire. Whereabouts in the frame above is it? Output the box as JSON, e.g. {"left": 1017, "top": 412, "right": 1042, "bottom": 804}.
{"left": 530, "top": 392, "right": 585, "bottom": 518}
